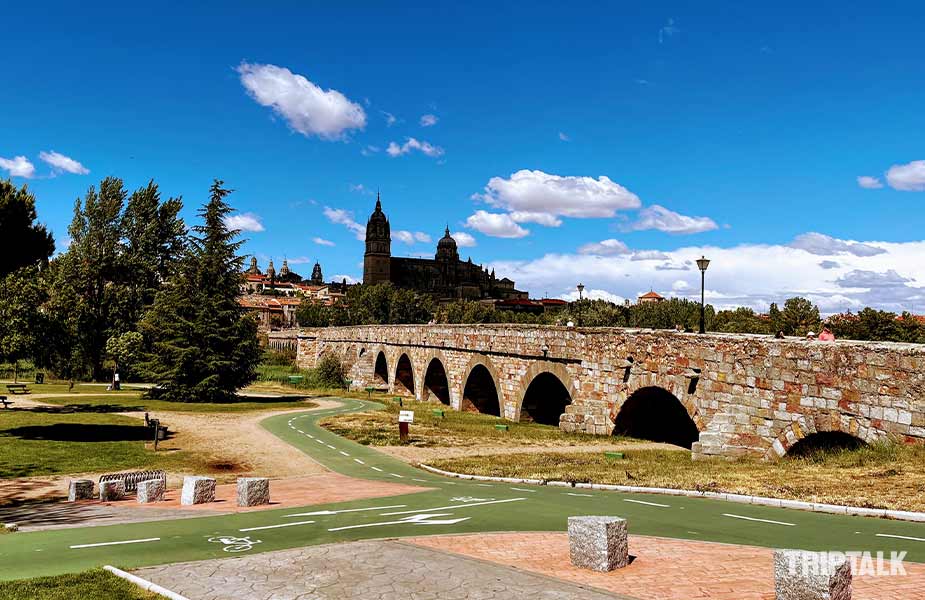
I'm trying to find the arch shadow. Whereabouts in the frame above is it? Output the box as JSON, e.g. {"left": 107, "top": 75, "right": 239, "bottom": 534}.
{"left": 374, "top": 351, "right": 389, "bottom": 385}
{"left": 423, "top": 358, "right": 451, "bottom": 405}
{"left": 462, "top": 363, "right": 500, "bottom": 417}
{"left": 612, "top": 386, "right": 700, "bottom": 449}
{"left": 519, "top": 372, "right": 572, "bottom": 426}
{"left": 394, "top": 353, "right": 415, "bottom": 397}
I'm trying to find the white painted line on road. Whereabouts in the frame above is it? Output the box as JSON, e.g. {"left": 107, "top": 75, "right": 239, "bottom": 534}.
{"left": 510, "top": 487, "right": 536, "bottom": 493}
{"left": 286, "top": 504, "right": 408, "bottom": 517}
{"left": 316, "top": 439, "right": 325, "bottom": 444}
{"left": 567, "top": 493, "right": 594, "bottom": 497}
{"left": 326, "top": 444, "right": 337, "bottom": 450}
{"left": 723, "top": 513, "right": 795, "bottom": 526}
{"left": 412, "top": 478, "right": 429, "bottom": 482}
{"left": 306, "top": 434, "right": 314, "bottom": 438}
{"left": 390, "top": 473, "right": 404, "bottom": 478}
{"left": 382, "top": 497, "right": 528, "bottom": 516}
{"left": 339, "top": 451, "right": 350, "bottom": 456}
{"left": 70, "top": 538, "right": 160, "bottom": 549}
{"left": 371, "top": 466, "right": 384, "bottom": 472}
{"left": 239, "top": 520, "right": 315, "bottom": 532}
{"left": 296, "top": 429, "right": 304, "bottom": 434}
{"left": 624, "top": 499, "right": 670, "bottom": 508}
{"left": 354, "top": 459, "right": 365, "bottom": 465}
{"left": 876, "top": 533, "right": 925, "bottom": 543}
{"left": 476, "top": 484, "right": 493, "bottom": 487}
{"left": 329, "top": 513, "right": 471, "bottom": 532}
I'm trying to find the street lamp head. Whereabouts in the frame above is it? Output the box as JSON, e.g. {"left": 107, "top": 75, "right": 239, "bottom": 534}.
{"left": 696, "top": 256, "right": 710, "bottom": 273}
{"left": 577, "top": 283, "right": 585, "bottom": 293}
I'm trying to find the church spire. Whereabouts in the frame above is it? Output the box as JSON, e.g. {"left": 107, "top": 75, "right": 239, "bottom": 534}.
{"left": 375, "top": 190, "right": 381, "bottom": 211}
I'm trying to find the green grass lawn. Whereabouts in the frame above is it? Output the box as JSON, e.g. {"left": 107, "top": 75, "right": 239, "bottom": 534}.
{"left": 320, "top": 397, "right": 632, "bottom": 448}
{"left": 0, "top": 569, "right": 157, "bottom": 600}
{"left": 431, "top": 443, "right": 925, "bottom": 512}
{"left": 36, "top": 393, "right": 320, "bottom": 414}
{"left": 0, "top": 409, "right": 210, "bottom": 478}
{"left": 0, "top": 380, "right": 142, "bottom": 396}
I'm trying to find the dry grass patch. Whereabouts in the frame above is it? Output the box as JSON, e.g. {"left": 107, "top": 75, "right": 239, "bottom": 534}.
{"left": 431, "top": 443, "right": 925, "bottom": 512}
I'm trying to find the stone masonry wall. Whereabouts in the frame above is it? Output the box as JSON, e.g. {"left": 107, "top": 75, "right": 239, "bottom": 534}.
{"left": 295, "top": 325, "right": 925, "bottom": 460}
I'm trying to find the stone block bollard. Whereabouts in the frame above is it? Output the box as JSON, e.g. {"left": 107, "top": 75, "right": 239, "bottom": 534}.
{"left": 568, "top": 516, "right": 629, "bottom": 572}
{"left": 180, "top": 476, "right": 216, "bottom": 506}
{"left": 136, "top": 479, "right": 166, "bottom": 503}
{"left": 236, "top": 477, "right": 270, "bottom": 507}
{"left": 68, "top": 479, "right": 94, "bottom": 502}
{"left": 774, "top": 550, "right": 852, "bottom": 600}
{"left": 99, "top": 480, "right": 125, "bottom": 502}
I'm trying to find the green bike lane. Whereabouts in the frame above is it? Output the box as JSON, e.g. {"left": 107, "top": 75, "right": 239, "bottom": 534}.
{"left": 2, "top": 397, "right": 925, "bottom": 581}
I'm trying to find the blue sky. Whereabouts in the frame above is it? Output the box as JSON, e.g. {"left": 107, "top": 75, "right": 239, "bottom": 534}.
{"left": 3, "top": 2, "right": 925, "bottom": 312}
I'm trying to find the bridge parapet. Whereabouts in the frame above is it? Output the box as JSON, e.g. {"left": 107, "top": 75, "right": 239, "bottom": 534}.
{"left": 296, "top": 325, "right": 925, "bottom": 460}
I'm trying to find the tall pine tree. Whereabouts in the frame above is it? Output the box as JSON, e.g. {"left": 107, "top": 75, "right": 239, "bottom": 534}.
{"left": 140, "top": 180, "right": 259, "bottom": 402}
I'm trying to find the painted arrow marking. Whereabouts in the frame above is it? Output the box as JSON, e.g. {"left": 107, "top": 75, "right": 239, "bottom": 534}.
{"left": 381, "top": 497, "right": 527, "bottom": 516}
{"left": 285, "top": 504, "right": 408, "bottom": 517}
{"left": 328, "top": 513, "right": 471, "bottom": 532}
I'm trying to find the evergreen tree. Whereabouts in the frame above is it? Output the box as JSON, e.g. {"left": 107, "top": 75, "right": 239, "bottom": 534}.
{"left": 140, "top": 180, "right": 260, "bottom": 402}
{"left": 0, "top": 179, "right": 55, "bottom": 276}
{"left": 0, "top": 267, "right": 51, "bottom": 381}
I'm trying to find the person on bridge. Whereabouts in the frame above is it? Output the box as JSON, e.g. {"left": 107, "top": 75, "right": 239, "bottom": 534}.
{"left": 818, "top": 326, "right": 836, "bottom": 341}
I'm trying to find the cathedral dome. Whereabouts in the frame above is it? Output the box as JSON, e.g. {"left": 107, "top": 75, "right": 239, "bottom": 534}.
{"left": 437, "top": 227, "right": 457, "bottom": 250}
{"left": 367, "top": 195, "right": 388, "bottom": 226}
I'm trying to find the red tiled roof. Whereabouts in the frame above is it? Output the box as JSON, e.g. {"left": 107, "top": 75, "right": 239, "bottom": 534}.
{"left": 639, "top": 291, "right": 664, "bottom": 299}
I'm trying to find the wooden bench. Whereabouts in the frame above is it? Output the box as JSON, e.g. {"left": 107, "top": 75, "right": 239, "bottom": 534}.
{"left": 0, "top": 396, "right": 12, "bottom": 409}
{"left": 6, "top": 384, "right": 29, "bottom": 395}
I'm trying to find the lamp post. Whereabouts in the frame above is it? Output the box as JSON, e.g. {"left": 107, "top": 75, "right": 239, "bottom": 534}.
{"left": 696, "top": 256, "right": 710, "bottom": 334}
{"left": 577, "top": 283, "right": 585, "bottom": 327}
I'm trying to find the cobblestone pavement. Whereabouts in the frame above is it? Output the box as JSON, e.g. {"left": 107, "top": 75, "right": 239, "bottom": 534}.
{"left": 407, "top": 532, "right": 925, "bottom": 600}
{"left": 134, "top": 539, "right": 635, "bottom": 600}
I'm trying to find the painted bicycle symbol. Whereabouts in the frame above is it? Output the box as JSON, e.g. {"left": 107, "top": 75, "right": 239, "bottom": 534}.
{"left": 208, "top": 535, "right": 262, "bottom": 553}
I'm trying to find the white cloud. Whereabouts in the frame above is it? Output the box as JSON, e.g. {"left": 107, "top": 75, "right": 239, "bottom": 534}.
{"left": 286, "top": 256, "right": 313, "bottom": 264}
{"left": 819, "top": 260, "right": 840, "bottom": 270}
{"left": 420, "top": 114, "right": 438, "bottom": 127}
{"left": 465, "top": 210, "right": 529, "bottom": 238}
{"left": 658, "top": 18, "right": 680, "bottom": 44}
{"left": 0, "top": 155, "right": 35, "bottom": 178}
{"left": 382, "top": 111, "right": 397, "bottom": 127}
{"left": 789, "top": 232, "right": 885, "bottom": 257}
{"left": 332, "top": 274, "right": 360, "bottom": 284}
{"left": 313, "top": 236, "right": 335, "bottom": 246}
{"left": 630, "top": 250, "right": 671, "bottom": 261}
{"left": 224, "top": 212, "right": 265, "bottom": 232}
{"left": 857, "top": 175, "right": 883, "bottom": 189}
{"left": 886, "top": 160, "right": 925, "bottom": 191}
{"left": 625, "top": 205, "right": 718, "bottom": 234}
{"left": 672, "top": 280, "right": 690, "bottom": 291}
{"left": 39, "top": 150, "right": 89, "bottom": 175}
{"left": 237, "top": 62, "right": 366, "bottom": 140}
{"left": 509, "top": 211, "right": 562, "bottom": 227}
{"left": 452, "top": 231, "right": 477, "bottom": 247}
{"left": 414, "top": 232, "right": 431, "bottom": 243}
{"left": 485, "top": 236, "right": 925, "bottom": 314}
{"left": 578, "top": 239, "right": 630, "bottom": 256}
{"left": 348, "top": 183, "right": 373, "bottom": 195}
{"left": 386, "top": 138, "right": 444, "bottom": 158}
{"left": 561, "top": 288, "right": 626, "bottom": 304}
{"left": 558, "top": 132, "right": 570, "bottom": 141}
{"left": 475, "top": 169, "right": 641, "bottom": 220}
{"left": 361, "top": 145, "right": 380, "bottom": 156}
{"left": 392, "top": 230, "right": 432, "bottom": 245}
{"left": 323, "top": 206, "right": 365, "bottom": 240}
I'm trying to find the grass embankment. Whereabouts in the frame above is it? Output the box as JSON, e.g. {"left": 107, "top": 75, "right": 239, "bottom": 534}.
{"left": 431, "top": 444, "right": 925, "bottom": 512}
{"left": 320, "top": 397, "right": 632, "bottom": 448}
{"left": 0, "top": 409, "right": 211, "bottom": 479}
{"left": 37, "top": 392, "right": 318, "bottom": 414}
{"left": 0, "top": 569, "right": 157, "bottom": 600}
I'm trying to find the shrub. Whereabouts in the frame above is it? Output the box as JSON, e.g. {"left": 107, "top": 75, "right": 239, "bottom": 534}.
{"left": 315, "top": 354, "right": 346, "bottom": 388}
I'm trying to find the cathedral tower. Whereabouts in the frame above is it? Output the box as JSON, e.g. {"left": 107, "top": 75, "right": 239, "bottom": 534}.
{"left": 363, "top": 194, "right": 391, "bottom": 285}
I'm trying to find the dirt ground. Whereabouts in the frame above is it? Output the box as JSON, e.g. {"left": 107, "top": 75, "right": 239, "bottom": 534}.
{"left": 379, "top": 441, "right": 683, "bottom": 464}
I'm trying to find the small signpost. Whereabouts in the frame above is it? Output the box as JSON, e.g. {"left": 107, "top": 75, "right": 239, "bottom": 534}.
{"left": 398, "top": 410, "right": 414, "bottom": 442}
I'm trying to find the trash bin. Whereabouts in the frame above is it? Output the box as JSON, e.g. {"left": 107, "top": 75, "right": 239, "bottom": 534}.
{"left": 34, "top": 373, "right": 45, "bottom": 384}
{"left": 157, "top": 426, "right": 168, "bottom": 441}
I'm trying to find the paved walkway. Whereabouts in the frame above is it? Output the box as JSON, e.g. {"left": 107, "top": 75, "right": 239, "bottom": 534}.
{"left": 408, "top": 532, "right": 925, "bottom": 600}
{"left": 134, "top": 540, "right": 632, "bottom": 600}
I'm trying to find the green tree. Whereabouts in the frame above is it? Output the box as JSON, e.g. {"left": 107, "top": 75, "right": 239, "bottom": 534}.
{"left": 296, "top": 300, "right": 331, "bottom": 327}
{"left": 139, "top": 180, "right": 260, "bottom": 402}
{"left": 779, "top": 297, "right": 821, "bottom": 336}
{"left": 713, "top": 307, "right": 771, "bottom": 334}
{"left": 0, "top": 267, "right": 50, "bottom": 381}
{"left": 105, "top": 331, "right": 144, "bottom": 383}
{"left": 0, "top": 180, "right": 55, "bottom": 277}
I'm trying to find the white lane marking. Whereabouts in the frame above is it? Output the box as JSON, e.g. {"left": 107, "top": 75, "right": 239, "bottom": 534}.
{"left": 476, "top": 484, "right": 493, "bottom": 487}
{"left": 623, "top": 499, "right": 670, "bottom": 508}
{"left": 510, "top": 487, "right": 537, "bottom": 493}
{"left": 70, "top": 538, "right": 160, "bottom": 549}
{"left": 381, "top": 497, "right": 527, "bottom": 516}
{"left": 329, "top": 513, "right": 471, "bottom": 532}
{"left": 286, "top": 504, "right": 407, "bottom": 517}
{"left": 296, "top": 429, "right": 304, "bottom": 434}
{"left": 354, "top": 459, "right": 365, "bottom": 465}
{"left": 339, "top": 451, "right": 350, "bottom": 456}
{"left": 371, "top": 466, "right": 384, "bottom": 472}
{"left": 326, "top": 444, "right": 337, "bottom": 450}
{"left": 390, "top": 473, "right": 404, "bottom": 478}
{"left": 239, "top": 520, "right": 315, "bottom": 532}
{"left": 306, "top": 434, "right": 314, "bottom": 439}
{"left": 876, "top": 533, "right": 925, "bottom": 542}
{"left": 315, "top": 439, "right": 325, "bottom": 444}
{"left": 723, "top": 513, "right": 795, "bottom": 527}
{"left": 567, "top": 493, "right": 594, "bottom": 497}
{"left": 412, "top": 478, "right": 429, "bottom": 482}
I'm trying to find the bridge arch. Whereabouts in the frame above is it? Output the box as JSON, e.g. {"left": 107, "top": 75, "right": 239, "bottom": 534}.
{"left": 514, "top": 362, "right": 575, "bottom": 426}
{"left": 373, "top": 350, "right": 389, "bottom": 386}
{"left": 394, "top": 353, "right": 416, "bottom": 397}
{"left": 764, "top": 415, "right": 876, "bottom": 460}
{"left": 460, "top": 355, "right": 502, "bottom": 417}
{"left": 421, "top": 355, "right": 451, "bottom": 405}
{"left": 613, "top": 386, "right": 701, "bottom": 449}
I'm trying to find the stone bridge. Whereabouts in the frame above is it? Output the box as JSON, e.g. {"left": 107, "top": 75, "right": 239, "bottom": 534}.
{"left": 295, "top": 325, "right": 925, "bottom": 460}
